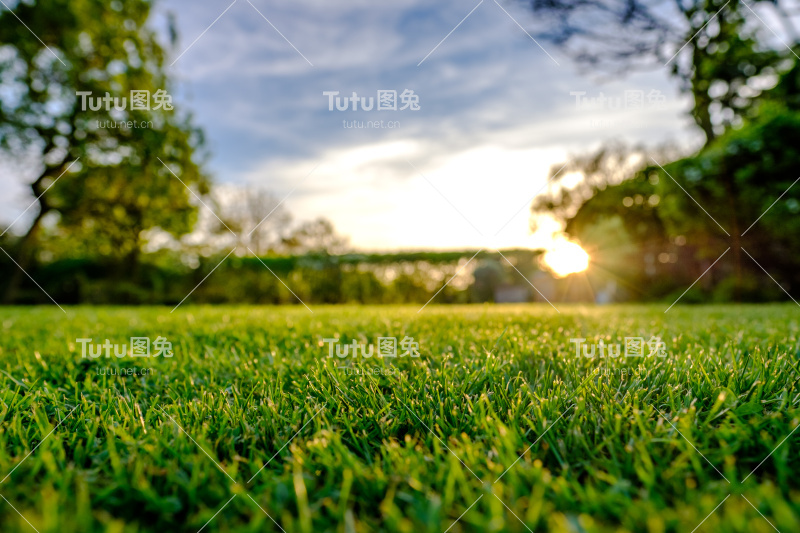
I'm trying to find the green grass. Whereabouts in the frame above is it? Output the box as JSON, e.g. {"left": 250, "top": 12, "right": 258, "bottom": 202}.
{"left": 0, "top": 304, "right": 799, "bottom": 532}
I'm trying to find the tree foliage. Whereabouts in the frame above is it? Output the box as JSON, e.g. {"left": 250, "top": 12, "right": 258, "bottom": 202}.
{"left": 524, "top": 0, "right": 794, "bottom": 140}
{"left": 0, "top": 0, "right": 208, "bottom": 300}
{"left": 527, "top": 0, "right": 800, "bottom": 300}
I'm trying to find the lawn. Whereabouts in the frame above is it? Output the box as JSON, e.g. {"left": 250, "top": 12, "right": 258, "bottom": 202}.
{"left": 0, "top": 304, "right": 798, "bottom": 532}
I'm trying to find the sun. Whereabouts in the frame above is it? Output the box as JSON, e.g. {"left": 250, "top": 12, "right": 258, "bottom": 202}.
{"left": 542, "top": 240, "right": 590, "bottom": 277}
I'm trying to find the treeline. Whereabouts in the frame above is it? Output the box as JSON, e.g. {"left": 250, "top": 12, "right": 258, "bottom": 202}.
{"left": 5, "top": 241, "right": 779, "bottom": 306}
{"left": 0, "top": 250, "right": 557, "bottom": 306}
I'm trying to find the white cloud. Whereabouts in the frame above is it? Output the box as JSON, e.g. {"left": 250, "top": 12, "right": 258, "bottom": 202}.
{"left": 2, "top": 0, "right": 698, "bottom": 252}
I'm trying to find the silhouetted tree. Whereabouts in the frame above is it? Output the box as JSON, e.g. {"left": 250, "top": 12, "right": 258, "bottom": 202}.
{"left": 523, "top": 0, "right": 794, "bottom": 140}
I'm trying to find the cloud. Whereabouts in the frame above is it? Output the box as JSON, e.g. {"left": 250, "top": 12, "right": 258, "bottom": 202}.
{"left": 3, "top": 0, "right": 696, "bottom": 250}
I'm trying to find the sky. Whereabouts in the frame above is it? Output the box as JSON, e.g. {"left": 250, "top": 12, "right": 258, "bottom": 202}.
{"left": 3, "top": 0, "right": 701, "bottom": 251}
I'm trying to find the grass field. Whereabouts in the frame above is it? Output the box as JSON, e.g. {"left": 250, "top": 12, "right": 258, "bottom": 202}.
{"left": 0, "top": 304, "right": 798, "bottom": 532}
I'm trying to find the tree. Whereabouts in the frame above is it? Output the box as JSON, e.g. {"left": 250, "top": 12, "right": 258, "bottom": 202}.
{"left": 524, "top": 0, "right": 794, "bottom": 141}
{"left": 221, "top": 186, "right": 291, "bottom": 255}
{"left": 533, "top": 67, "right": 800, "bottom": 301}
{"left": 0, "top": 0, "right": 208, "bottom": 301}
{"left": 202, "top": 185, "right": 291, "bottom": 256}
{"left": 279, "top": 218, "right": 350, "bottom": 255}
{"left": 531, "top": 145, "right": 684, "bottom": 299}
{"left": 525, "top": 0, "right": 800, "bottom": 300}
{"left": 658, "top": 91, "right": 800, "bottom": 299}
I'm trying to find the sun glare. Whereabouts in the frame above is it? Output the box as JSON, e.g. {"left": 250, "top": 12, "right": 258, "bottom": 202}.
{"left": 542, "top": 240, "right": 590, "bottom": 277}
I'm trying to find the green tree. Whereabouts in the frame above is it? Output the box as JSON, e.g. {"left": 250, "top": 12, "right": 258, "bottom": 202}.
{"left": 532, "top": 146, "right": 681, "bottom": 299}
{"left": 534, "top": 83, "right": 800, "bottom": 301}
{"left": 0, "top": 0, "right": 208, "bottom": 302}
{"left": 527, "top": 0, "right": 800, "bottom": 300}
{"left": 657, "top": 96, "right": 800, "bottom": 299}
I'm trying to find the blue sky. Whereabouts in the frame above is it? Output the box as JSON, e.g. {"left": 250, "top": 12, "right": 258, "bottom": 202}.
{"left": 3, "top": 0, "right": 700, "bottom": 251}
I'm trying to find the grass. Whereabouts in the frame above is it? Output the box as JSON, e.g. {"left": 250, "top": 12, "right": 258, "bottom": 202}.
{"left": 0, "top": 303, "right": 798, "bottom": 532}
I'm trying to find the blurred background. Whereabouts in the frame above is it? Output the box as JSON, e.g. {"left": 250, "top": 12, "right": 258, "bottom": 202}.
{"left": 1, "top": 0, "right": 800, "bottom": 306}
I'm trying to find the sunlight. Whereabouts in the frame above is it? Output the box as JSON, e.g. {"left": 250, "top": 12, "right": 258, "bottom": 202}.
{"left": 542, "top": 239, "right": 590, "bottom": 277}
